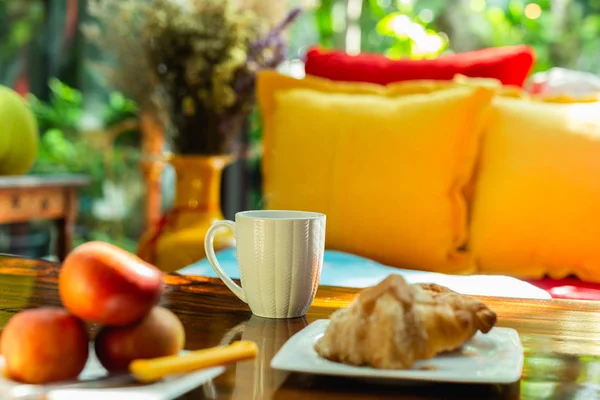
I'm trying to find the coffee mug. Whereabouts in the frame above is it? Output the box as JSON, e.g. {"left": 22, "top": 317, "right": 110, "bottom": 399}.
{"left": 204, "top": 210, "right": 326, "bottom": 318}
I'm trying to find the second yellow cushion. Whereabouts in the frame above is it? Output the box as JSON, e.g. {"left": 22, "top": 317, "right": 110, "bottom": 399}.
{"left": 470, "top": 97, "right": 600, "bottom": 281}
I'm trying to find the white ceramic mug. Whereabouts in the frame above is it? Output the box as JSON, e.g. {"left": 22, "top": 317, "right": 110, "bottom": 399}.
{"left": 204, "top": 210, "right": 326, "bottom": 318}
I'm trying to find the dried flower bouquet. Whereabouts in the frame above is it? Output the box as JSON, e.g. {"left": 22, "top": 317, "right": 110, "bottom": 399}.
{"left": 86, "top": 0, "right": 300, "bottom": 155}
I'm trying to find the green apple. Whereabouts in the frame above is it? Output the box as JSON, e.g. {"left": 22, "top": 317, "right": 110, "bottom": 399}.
{"left": 0, "top": 85, "right": 39, "bottom": 175}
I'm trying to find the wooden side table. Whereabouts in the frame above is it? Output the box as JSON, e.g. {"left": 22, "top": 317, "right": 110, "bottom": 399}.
{"left": 0, "top": 175, "right": 90, "bottom": 260}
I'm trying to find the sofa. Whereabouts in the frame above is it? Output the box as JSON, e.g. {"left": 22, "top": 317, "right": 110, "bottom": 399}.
{"left": 187, "top": 45, "right": 600, "bottom": 300}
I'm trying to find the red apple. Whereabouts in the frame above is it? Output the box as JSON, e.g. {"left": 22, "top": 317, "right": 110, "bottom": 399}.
{"left": 59, "top": 241, "right": 164, "bottom": 326}
{"left": 1, "top": 307, "right": 89, "bottom": 384}
{"left": 95, "top": 306, "right": 185, "bottom": 371}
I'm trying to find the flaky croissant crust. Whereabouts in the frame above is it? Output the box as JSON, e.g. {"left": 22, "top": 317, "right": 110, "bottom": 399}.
{"left": 314, "top": 275, "right": 497, "bottom": 369}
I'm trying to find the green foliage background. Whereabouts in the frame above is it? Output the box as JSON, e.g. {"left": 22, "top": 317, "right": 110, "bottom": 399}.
{"left": 1, "top": 0, "right": 600, "bottom": 255}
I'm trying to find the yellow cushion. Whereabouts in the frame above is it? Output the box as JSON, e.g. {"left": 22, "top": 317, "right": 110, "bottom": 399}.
{"left": 470, "top": 97, "right": 600, "bottom": 281}
{"left": 257, "top": 71, "right": 494, "bottom": 273}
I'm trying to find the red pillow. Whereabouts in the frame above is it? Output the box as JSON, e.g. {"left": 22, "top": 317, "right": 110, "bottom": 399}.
{"left": 305, "top": 46, "right": 535, "bottom": 87}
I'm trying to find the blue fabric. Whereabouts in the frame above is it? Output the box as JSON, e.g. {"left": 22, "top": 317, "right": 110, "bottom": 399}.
{"left": 178, "top": 248, "right": 401, "bottom": 288}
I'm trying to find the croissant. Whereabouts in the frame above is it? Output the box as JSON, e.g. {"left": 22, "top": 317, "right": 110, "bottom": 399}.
{"left": 314, "top": 275, "right": 497, "bottom": 369}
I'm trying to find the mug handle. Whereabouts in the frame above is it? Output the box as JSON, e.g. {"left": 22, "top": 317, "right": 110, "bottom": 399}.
{"left": 204, "top": 220, "right": 246, "bottom": 303}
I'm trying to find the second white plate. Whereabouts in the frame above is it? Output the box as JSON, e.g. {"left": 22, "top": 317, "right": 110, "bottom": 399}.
{"left": 271, "top": 319, "right": 523, "bottom": 384}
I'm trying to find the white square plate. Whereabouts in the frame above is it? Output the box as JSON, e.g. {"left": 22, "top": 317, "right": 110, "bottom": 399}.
{"left": 271, "top": 320, "right": 524, "bottom": 384}
{"left": 0, "top": 345, "right": 225, "bottom": 400}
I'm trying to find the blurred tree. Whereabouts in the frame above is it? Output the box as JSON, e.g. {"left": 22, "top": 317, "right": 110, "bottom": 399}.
{"left": 0, "top": 0, "right": 84, "bottom": 96}
{"left": 464, "top": 0, "right": 599, "bottom": 73}
{"left": 313, "top": 0, "right": 448, "bottom": 58}
{"left": 373, "top": 0, "right": 448, "bottom": 59}
{"left": 28, "top": 79, "right": 142, "bottom": 251}
{"left": 0, "top": 0, "right": 45, "bottom": 93}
